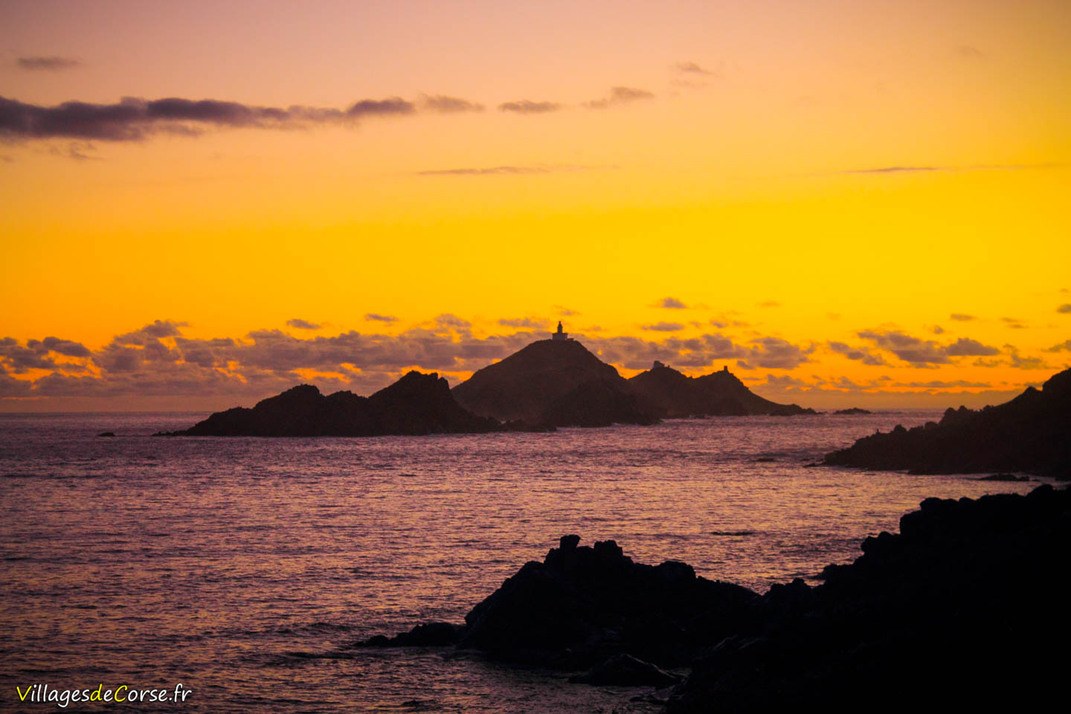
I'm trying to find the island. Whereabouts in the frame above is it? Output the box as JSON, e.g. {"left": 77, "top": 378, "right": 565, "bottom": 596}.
{"left": 823, "top": 366, "right": 1071, "bottom": 477}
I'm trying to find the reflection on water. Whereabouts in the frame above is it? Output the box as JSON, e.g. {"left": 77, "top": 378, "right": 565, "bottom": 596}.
{"left": 0, "top": 412, "right": 1038, "bottom": 711}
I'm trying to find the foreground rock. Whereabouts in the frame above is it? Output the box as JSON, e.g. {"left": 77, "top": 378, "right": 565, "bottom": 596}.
{"left": 452, "top": 339, "right": 659, "bottom": 428}
{"left": 823, "top": 367, "right": 1071, "bottom": 477}
{"left": 669, "top": 485, "right": 1071, "bottom": 711}
{"left": 358, "top": 534, "right": 758, "bottom": 669}
{"left": 359, "top": 486, "right": 1070, "bottom": 710}
{"left": 161, "top": 371, "right": 500, "bottom": 436}
{"left": 628, "top": 362, "right": 815, "bottom": 417}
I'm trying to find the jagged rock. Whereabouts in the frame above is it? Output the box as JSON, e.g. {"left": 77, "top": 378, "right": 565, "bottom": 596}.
{"left": 668, "top": 485, "right": 1071, "bottom": 711}
{"left": 628, "top": 362, "right": 815, "bottom": 417}
{"left": 357, "top": 622, "right": 461, "bottom": 648}
{"left": 823, "top": 367, "right": 1071, "bottom": 477}
{"left": 452, "top": 339, "right": 659, "bottom": 428}
{"left": 833, "top": 407, "right": 872, "bottom": 415}
{"left": 97, "top": 431, "right": 116, "bottom": 437}
{"left": 160, "top": 371, "right": 500, "bottom": 437}
{"left": 569, "top": 654, "right": 682, "bottom": 687}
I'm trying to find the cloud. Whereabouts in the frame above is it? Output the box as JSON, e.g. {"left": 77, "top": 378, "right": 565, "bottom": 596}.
{"left": 364, "top": 313, "right": 398, "bottom": 323}
{"left": 674, "top": 62, "right": 714, "bottom": 76}
{"left": 417, "top": 164, "right": 598, "bottom": 176}
{"left": 498, "top": 318, "right": 547, "bottom": 329}
{"left": 859, "top": 329, "right": 1000, "bottom": 364}
{"left": 1001, "top": 317, "right": 1027, "bottom": 329}
{"left": 1046, "top": 340, "right": 1071, "bottom": 353}
{"left": 735, "top": 337, "right": 812, "bottom": 370}
{"left": 657, "top": 297, "right": 687, "bottom": 309}
{"left": 758, "top": 300, "right": 781, "bottom": 308}
{"left": 286, "top": 319, "right": 321, "bottom": 330}
{"left": 16, "top": 56, "right": 81, "bottom": 71}
{"left": 497, "top": 100, "right": 562, "bottom": 114}
{"left": 828, "top": 341, "right": 887, "bottom": 366}
{"left": 950, "top": 313, "right": 976, "bottom": 321}
{"left": 1, "top": 321, "right": 817, "bottom": 403}
{"left": 0, "top": 93, "right": 464, "bottom": 143}
{"left": 641, "top": 322, "right": 685, "bottom": 332}
{"left": 945, "top": 338, "right": 1000, "bottom": 356}
{"left": 584, "top": 86, "right": 655, "bottom": 109}
{"left": 1058, "top": 304, "right": 1071, "bottom": 314}
{"left": 836, "top": 163, "right": 1055, "bottom": 177}
{"left": 420, "top": 94, "right": 484, "bottom": 113}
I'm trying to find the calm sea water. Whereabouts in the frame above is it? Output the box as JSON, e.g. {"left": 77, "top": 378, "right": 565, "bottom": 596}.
{"left": 0, "top": 412, "right": 1040, "bottom": 712}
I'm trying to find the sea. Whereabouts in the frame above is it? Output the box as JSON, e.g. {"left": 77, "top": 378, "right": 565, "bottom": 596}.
{"left": 0, "top": 411, "right": 1041, "bottom": 712}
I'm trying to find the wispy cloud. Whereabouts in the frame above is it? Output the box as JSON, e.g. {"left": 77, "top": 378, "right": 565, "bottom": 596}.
{"left": 641, "top": 322, "right": 685, "bottom": 332}
{"left": 365, "top": 313, "right": 399, "bottom": 323}
{"left": 834, "top": 163, "right": 1059, "bottom": 176}
{"left": 416, "top": 164, "right": 602, "bottom": 177}
{"left": 657, "top": 297, "right": 687, "bottom": 309}
{"left": 419, "top": 94, "right": 484, "bottom": 113}
{"left": 584, "top": 86, "right": 655, "bottom": 109}
{"left": 16, "top": 56, "right": 81, "bottom": 71}
{"left": 0, "top": 93, "right": 479, "bottom": 142}
{"left": 858, "top": 329, "right": 999, "bottom": 365}
{"left": 498, "top": 99, "right": 562, "bottom": 114}
{"left": 674, "top": 61, "right": 715, "bottom": 76}
{"left": 287, "top": 319, "right": 321, "bottom": 330}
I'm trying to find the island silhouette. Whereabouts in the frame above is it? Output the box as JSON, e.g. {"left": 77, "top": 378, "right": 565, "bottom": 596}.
{"left": 164, "top": 325, "right": 814, "bottom": 436}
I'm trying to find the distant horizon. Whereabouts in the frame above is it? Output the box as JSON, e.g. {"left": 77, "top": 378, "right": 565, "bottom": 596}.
{"left": 2, "top": 1, "right": 1068, "bottom": 413}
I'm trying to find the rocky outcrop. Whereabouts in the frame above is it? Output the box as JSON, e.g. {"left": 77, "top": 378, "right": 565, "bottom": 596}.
{"left": 823, "top": 367, "right": 1071, "bottom": 477}
{"left": 833, "top": 407, "right": 871, "bottom": 415}
{"left": 628, "top": 362, "right": 815, "bottom": 417}
{"left": 162, "top": 371, "right": 500, "bottom": 436}
{"left": 358, "top": 486, "right": 1071, "bottom": 710}
{"left": 452, "top": 339, "right": 660, "bottom": 428}
{"left": 668, "top": 485, "right": 1071, "bottom": 711}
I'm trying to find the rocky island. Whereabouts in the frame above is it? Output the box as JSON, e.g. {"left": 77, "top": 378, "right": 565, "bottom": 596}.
{"left": 160, "top": 371, "right": 499, "bottom": 436}
{"left": 166, "top": 323, "right": 816, "bottom": 436}
{"left": 358, "top": 484, "right": 1070, "bottom": 710}
{"left": 824, "top": 366, "right": 1071, "bottom": 477}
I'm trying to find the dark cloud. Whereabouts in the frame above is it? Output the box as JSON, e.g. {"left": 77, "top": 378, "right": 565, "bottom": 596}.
{"left": 584, "top": 86, "right": 655, "bottom": 109}
{"left": 836, "top": 163, "right": 1053, "bottom": 177}
{"left": 1058, "top": 304, "right": 1071, "bottom": 314}
{"left": 0, "top": 93, "right": 454, "bottom": 142}
{"left": 365, "top": 313, "right": 398, "bottom": 323}
{"left": 420, "top": 95, "right": 484, "bottom": 113}
{"left": 16, "top": 56, "right": 81, "bottom": 71}
{"left": 658, "top": 297, "right": 687, "bottom": 309}
{"left": 945, "top": 338, "right": 1000, "bottom": 357}
{"left": 642, "top": 322, "right": 685, "bottom": 332}
{"left": 286, "top": 319, "right": 321, "bottom": 330}
{"left": 1002, "top": 317, "right": 1027, "bottom": 329}
{"left": 1046, "top": 340, "right": 1071, "bottom": 353}
{"left": 932, "top": 325, "right": 945, "bottom": 335}
{"left": 735, "top": 338, "right": 812, "bottom": 370}
{"left": 498, "top": 100, "right": 562, "bottom": 114}
{"left": 859, "top": 329, "right": 1000, "bottom": 364}
{"left": 2, "top": 321, "right": 817, "bottom": 403}
{"left": 828, "top": 341, "right": 887, "bottom": 366}
{"left": 346, "top": 97, "right": 416, "bottom": 117}
{"left": 950, "top": 313, "right": 976, "bottom": 321}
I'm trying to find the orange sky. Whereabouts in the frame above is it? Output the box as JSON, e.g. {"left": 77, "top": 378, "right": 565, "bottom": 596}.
{"left": 1, "top": 0, "right": 1069, "bottom": 411}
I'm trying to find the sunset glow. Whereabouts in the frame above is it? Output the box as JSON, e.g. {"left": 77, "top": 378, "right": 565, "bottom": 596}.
{"left": 2, "top": 0, "right": 1069, "bottom": 410}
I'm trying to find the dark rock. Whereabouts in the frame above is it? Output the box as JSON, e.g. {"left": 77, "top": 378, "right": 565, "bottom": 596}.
{"left": 628, "top": 362, "right": 815, "bottom": 417}
{"left": 823, "top": 366, "right": 1071, "bottom": 477}
{"left": 356, "top": 621, "right": 461, "bottom": 648}
{"left": 97, "top": 431, "right": 116, "bottom": 437}
{"left": 452, "top": 338, "right": 659, "bottom": 428}
{"left": 160, "top": 371, "right": 500, "bottom": 437}
{"left": 569, "top": 653, "right": 682, "bottom": 687}
{"left": 833, "top": 407, "right": 872, "bottom": 415}
{"left": 668, "top": 485, "right": 1071, "bottom": 711}
{"left": 459, "top": 538, "right": 757, "bottom": 668}
{"left": 976, "top": 472, "right": 1030, "bottom": 482}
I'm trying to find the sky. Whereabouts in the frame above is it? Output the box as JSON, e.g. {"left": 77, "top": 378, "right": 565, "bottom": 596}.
{"left": 1, "top": 0, "right": 1070, "bottom": 411}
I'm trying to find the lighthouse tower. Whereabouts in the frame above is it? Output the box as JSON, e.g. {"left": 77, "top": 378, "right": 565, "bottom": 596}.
{"left": 552, "top": 321, "right": 569, "bottom": 341}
